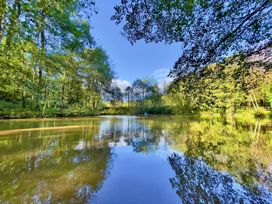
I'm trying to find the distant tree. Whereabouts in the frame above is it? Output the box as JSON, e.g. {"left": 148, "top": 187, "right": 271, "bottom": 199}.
{"left": 132, "top": 79, "right": 149, "bottom": 108}
{"left": 125, "top": 86, "right": 133, "bottom": 107}
{"left": 108, "top": 86, "right": 123, "bottom": 107}
{"left": 148, "top": 85, "right": 162, "bottom": 108}
{"left": 112, "top": 0, "right": 272, "bottom": 80}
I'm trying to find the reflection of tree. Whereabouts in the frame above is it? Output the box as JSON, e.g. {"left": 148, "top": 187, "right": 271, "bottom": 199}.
{"left": 165, "top": 117, "right": 272, "bottom": 190}
{"left": 168, "top": 153, "right": 272, "bottom": 203}
{"left": 99, "top": 117, "right": 162, "bottom": 153}
{"left": 0, "top": 121, "right": 112, "bottom": 203}
{"left": 1, "top": 116, "right": 272, "bottom": 202}
{"left": 0, "top": 117, "right": 166, "bottom": 203}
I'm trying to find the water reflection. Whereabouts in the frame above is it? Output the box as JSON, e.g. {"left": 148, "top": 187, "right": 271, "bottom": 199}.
{"left": 98, "top": 116, "right": 163, "bottom": 152}
{"left": 0, "top": 120, "right": 112, "bottom": 203}
{"left": 166, "top": 118, "right": 272, "bottom": 191}
{"left": 169, "top": 153, "right": 272, "bottom": 203}
{"left": 0, "top": 116, "right": 271, "bottom": 203}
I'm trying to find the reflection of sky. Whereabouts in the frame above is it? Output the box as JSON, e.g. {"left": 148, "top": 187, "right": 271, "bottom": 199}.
{"left": 99, "top": 116, "right": 138, "bottom": 129}
{"left": 91, "top": 146, "right": 180, "bottom": 204}
{"left": 92, "top": 116, "right": 272, "bottom": 203}
{"left": 88, "top": 116, "right": 182, "bottom": 203}
{"left": 98, "top": 116, "right": 140, "bottom": 138}
{"left": 97, "top": 116, "right": 176, "bottom": 159}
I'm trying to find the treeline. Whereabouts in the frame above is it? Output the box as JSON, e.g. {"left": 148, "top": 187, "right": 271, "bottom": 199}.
{"left": 0, "top": 0, "right": 113, "bottom": 118}
{"left": 104, "top": 79, "right": 169, "bottom": 115}
{"left": 102, "top": 52, "right": 272, "bottom": 117}
{"left": 166, "top": 53, "right": 272, "bottom": 116}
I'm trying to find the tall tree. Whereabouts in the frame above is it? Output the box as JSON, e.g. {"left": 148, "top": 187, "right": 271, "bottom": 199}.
{"left": 107, "top": 86, "right": 123, "bottom": 107}
{"left": 125, "top": 86, "right": 133, "bottom": 107}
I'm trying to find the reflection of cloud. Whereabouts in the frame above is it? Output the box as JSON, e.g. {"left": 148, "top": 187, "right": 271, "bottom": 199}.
{"left": 112, "top": 79, "right": 131, "bottom": 92}
{"left": 152, "top": 68, "right": 173, "bottom": 90}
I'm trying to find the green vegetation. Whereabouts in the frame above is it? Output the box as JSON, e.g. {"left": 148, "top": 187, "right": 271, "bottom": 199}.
{"left": 0, "top": 1, "right": 271, "bottom": 119}
{"left": 1, "top": 53, "right": 271, "bottom": 118}
{"left": 166, "top": 55, "right": 272, "bottom": 117}
{"left": 102, "top": 55, "right": 272, "bottom": 118}
{"left": 108, "top": 0, "right": 272, "bottom": 117}
{"left": 0, "top": 0, "right": 113, "bottom": 118}
{"left": 102, "top": 78, "right": 172, "bottom": 115}
{"left": 112, "top": 0, "right": 272, "bottom": 80}
{"left": 1, "top": 1, "right": 272, "bottom": 202}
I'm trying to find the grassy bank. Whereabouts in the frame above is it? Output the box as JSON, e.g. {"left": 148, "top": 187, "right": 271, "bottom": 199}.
{"left": 0, "top": 101, "right": 99, "bottom": 119}
{"left": 1, "top": 100, "right": 271, "bottom": 120}
{"left": 101, "top": 106, "right": 172, "bottom": 115}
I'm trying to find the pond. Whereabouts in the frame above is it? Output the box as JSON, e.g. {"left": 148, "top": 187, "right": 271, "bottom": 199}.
{"left": 0, "top": 116, "right": 272, "bottom": 203}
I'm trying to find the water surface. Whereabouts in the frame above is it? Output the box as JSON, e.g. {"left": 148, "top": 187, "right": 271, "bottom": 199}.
{"left": 0, "top": 116, "right": 272, "bottom": 203}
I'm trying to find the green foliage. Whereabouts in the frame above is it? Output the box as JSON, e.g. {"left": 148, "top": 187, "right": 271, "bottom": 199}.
{"left": 107, "top": 78, "right": 170, "bottom": 115}
{"left": 167, "top": 56, "right": 272, "bottom": 116}
{"left": 265, "top": 77, "right": 272, "bottom": 109}
{"left": 112, "top": 0, "right": 271, "bottom": 79}
{"left": 0, "top": 0, "right": 113, "bottom": 118}
{"left": 107, "top": 86, "right": 123, "bottom": 106}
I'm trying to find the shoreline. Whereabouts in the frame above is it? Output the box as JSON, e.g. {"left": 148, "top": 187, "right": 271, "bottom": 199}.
{"left": 0, "top": 111, "right": 271, "bottom": 120}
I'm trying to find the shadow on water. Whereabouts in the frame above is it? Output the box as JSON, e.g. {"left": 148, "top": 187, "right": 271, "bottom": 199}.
{"left": 168, "top": 153, "right": 272, "bottom": 203}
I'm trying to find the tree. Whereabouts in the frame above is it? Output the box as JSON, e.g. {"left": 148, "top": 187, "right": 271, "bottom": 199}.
{"left": 81, "top": 48, "right": 113, "bottom": 112}
{"left": 107, "top": 86, "right": 123, "bottom": 107}
{"left": 132, "top": 79, "right": 149, "bottom": 104}
{"left": 112, "top": 0, "right": 272, "bottom": 80}
{"left": 167, "top": 54, "right": 272, "bottom": 115}
{"left": 0, "top": 0, "right": 114, "bottom": 117}
{"left": 146, "top": 84, "right": 162, "bottom": 108}
{"left": 125, "top": 86, "right": 133, "bottom": 107}
{"left": 132, "top": 79, "right": 150, "bottom": 110}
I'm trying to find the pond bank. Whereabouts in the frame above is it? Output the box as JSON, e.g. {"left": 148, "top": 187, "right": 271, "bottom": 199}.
{"left": 0, "top": 106, "right": 271, "bottom": 120}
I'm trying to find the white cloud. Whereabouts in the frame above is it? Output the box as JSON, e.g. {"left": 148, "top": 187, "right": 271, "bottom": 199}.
{"left": 112, "top": 68, "right": 172, "bottom": 93}
{"left": 152, "top": 68, "right": 173, "bottom": 90}
{"left": 112, "top": 79, "right": 131, "bottom": 92}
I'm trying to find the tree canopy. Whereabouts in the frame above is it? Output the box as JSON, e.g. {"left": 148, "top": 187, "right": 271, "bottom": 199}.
{"left": 0, "top": 0, "right": 114, "bottom": 117}
{"left": 112, "top": 0, "right": 272, "bottom": 80}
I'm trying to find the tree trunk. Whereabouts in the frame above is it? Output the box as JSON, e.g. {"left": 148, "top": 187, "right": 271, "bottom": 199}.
{"left": 21, "top": 91, "right": 26, "bottom": 108}
{"left": 251, "top": 91, "right": 260, "bottom": 113}
{"left": 39, "top": 17, "right": 45, "bottom": 86}
{"left": 42, "top": 77, "right": 48, "bottom": 115}
{"left": 60, "top": 84, "right": 65, "bottom": 114}
{"left": 127, "top": 93, "right": 130, "bottom": 108}
{"left": 37, "top": 14, "right": 46, "bottom": 111}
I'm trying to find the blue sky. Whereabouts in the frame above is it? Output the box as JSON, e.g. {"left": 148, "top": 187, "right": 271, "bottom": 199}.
{"left": 91, "top": 0, "right": 181, "bottom": 86}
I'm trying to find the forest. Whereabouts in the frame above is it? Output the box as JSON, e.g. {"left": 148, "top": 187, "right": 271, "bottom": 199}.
{"left": 0, "top": 0, "right": 271, "bottom": 118}
{"left": 0, "top": 0, "right": 113, "bottom": 118}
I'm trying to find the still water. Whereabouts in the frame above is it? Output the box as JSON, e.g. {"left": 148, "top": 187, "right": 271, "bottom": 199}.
{"left": 0, "top": 116, "right": 272, "bottom": 203}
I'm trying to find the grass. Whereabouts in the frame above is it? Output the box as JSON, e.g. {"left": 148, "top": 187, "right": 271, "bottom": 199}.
{"left": 101, "top": 106, "right": 173, "bottom": 115}
{"left": 0, "top": 101, "right": 98, "bottom": 119}
{"left": 0, "top": 100, "right": 271, "bottom": 119}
